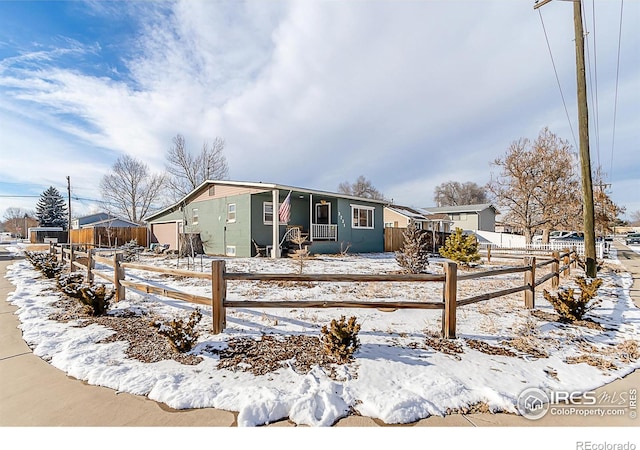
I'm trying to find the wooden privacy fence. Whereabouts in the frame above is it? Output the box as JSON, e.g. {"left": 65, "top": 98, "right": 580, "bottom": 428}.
{"left": 50, "top": 244, "right": 577, "bottom": 340}
{"left": 69, "top": 227, "right": 149, "bottom": 248}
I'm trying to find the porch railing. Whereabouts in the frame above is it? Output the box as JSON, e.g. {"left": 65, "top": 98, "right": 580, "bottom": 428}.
{"left": 311, "top": 223, "right": 337, "bottom": 241}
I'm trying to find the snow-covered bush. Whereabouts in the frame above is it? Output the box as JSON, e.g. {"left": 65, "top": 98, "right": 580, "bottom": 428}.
{"left": 79, "top": 284, "right": 114, "bottom": 316}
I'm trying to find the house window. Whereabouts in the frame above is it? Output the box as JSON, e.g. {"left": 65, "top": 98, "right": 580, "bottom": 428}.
{"left": 208, "top": 186, "right": 215, "bottom": 196}
{"left": 351, "top": 205, "right": 374, "bottom": 229}
{"left": 263, "top": 202, "right": 273, "bottom": 224}
{"left": 227, "top": 203, "right": 236, "bottom": 222}
{"left": 384, "top": 222, "right": 394, "bottom": 228}
{"left": 225, "top": 245, "right": 236, "bottom": 256}
{"left": 451, "top": 214, "right": 460, "bottom": 220}
{"left": 192, "top": 208, "right": 199, "bottom": 225}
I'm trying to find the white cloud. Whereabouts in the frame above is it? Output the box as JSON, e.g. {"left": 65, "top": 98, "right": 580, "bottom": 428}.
{"left": 0, "top": 0, "right": 638, "bottom": 221}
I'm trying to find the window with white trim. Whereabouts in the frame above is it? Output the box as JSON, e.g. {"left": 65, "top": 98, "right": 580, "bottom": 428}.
{"left": 225, "top": 245, "right": 236, "bottom": 256}
{"left": 192, "top": 208, "right": 199, "bottom": 225}
{"left": 227, "top": 203, "right": 236, "bottom": 222}
{"left": 351, "top": 205, "right": 375, "bottom": 229}
{"left": 263, "top": 202, "right": 273, "bottom": 224}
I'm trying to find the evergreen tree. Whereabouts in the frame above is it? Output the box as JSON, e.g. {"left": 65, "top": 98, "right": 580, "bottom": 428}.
{"left": 439, "top": 228, "right": 480, "bottom": 266}
{"left": 395, "top": 221, "right": 430, "bottom": 274}
{"left": 35, "top": 186, "right": 68, "bottom": 229}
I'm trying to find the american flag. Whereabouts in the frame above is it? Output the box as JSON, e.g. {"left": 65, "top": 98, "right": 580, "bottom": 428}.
{"left": 278, "top": 191, "right": 291, "bottom": 223}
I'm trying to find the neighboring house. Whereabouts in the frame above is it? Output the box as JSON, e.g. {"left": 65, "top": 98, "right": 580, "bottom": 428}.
{"left": 72, "top": 213, "right": 139, "bottom": 229}
{"left": 383, "top": 205, "right": 453, "bottom": 233}
{"left": 144, "top": 180, "right": 387, "bottom": 258}
{"left": 423, "top": 204, "right": 499, "bottom": 232}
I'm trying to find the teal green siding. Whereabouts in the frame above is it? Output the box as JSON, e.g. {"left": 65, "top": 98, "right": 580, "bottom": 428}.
{"left": 149, "top": 186, "right": 384, "bottom": 257}
{"left": 184, "top": 193, "right": 253, "bottom": 257}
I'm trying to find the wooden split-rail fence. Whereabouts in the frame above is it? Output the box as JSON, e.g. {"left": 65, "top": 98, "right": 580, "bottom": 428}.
{"left": 50, "top": 243, "right": 578, "bottom": 339}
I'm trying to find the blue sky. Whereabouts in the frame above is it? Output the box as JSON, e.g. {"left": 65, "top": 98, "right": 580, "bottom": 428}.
{"left": 1, "top": 0, "right": 638, "bottom": 223}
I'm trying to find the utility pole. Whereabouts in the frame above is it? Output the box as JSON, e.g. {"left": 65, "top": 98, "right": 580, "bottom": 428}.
{"left": 534, "top": 0, "right": 597, "bottom": 277}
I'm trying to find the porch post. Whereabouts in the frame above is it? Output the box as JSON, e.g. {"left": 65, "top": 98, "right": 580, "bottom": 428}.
{"left": 272, "top": 189, "right": 280, "bottom": 258}
{"left": 309, "top": 193, "right": 313, "bottom": 241}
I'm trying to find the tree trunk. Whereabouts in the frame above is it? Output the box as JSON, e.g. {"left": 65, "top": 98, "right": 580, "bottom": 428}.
{"left": 178, "top": 233, "right": 204, "bottom": 257}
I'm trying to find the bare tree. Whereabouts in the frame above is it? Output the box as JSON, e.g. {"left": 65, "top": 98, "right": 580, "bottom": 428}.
{"left": 100, "top": 155, "right": 165, "bottom": 223}
{"left": 166, "top": 134, "right": 229, "bottom": 201}
{"left": 486, "top": 127, "right": 582, "bottom": 243}
{"left": 630, "top": 210, "right": 640, "bottom": 227}
{"left": 338, "top": 175, "right": 386, "bottom": 200}
{"left": 592, "top": 166, "right": 625, "bottom": 235}
{"left": 3, "top": 207, "right": 27, "bottom": 236}
{"left": 433, "top": 181, "right": 487, "bottom": 206}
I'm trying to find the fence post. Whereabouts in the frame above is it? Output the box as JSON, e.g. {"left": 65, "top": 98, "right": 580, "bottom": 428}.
{"left": 113, "top": 252, "right": 125, "bottom": 302}
{"left": 87, "top": 249, "right": 94, "bottom": 283}
{"left": 524, "top": 256, "right": 536, "bottom": 309}
{"left": 551, "top": 251, "right": 559, "bottom": 289}
{"left": 211, "top": 260, "right": 227, "bottom": 334}
{"left": 487, "top": 244, "right": 492, "bottom": 263}
{"left": 442, "top": 262, "right": 457, "bottom": 339}
{"left": 69, "top": 245, "right": 75, "bottom": 273}
{"left": 563, "top": 248, "right": 570, "bottom": 277}
{"left": 571, "top": 247, "right": 578, "bottom": 269}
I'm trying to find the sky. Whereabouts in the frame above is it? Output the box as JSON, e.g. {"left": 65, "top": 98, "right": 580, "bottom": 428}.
{"left": 3, "top": 242, "right": 640, "bottom": 442}
{"left": 0, "top": 0, "right": 638, "bottom": 223}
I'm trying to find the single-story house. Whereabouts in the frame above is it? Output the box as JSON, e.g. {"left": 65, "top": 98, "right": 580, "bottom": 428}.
{"left": 144, "top": 180, "right": 387, "bottom": 258}
{"left": 72, "top": 213, "right": 139, "bottom": 229}
{"left": 423, "top": 204, "right": 499, "bottom": 232}
{"left": 383, "top": 205, "right": 453, "bottom": 233}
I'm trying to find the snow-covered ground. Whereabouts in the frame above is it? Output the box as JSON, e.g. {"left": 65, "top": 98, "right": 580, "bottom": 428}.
{"left": 3, "top": 243, "right": 640, "bottom": 444}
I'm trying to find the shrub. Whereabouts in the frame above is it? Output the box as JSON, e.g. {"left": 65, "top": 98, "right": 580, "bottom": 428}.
{"left": 395, "top": 221, "right": 429, "bottom": 274}
{"left": 320, "top": 315, "right": 361, "bottom": 364}
{"left": 118, "top": 240, "right": 140, "bottom": 262}
{"left": 25, "top": 251, "right": 64, "bottom": 278}
{"left": 543, "top": 276, "right": 603, "bottom": 323}
{"left": 438, "top": 228, "right": 480, "bottom": 266}
{"left": 56, "top": 272, "right": 86, "bottom": 298}
{"left": 79, "top": 284, "right": 114, "bottom": 316}
{"left": 152, "top": 309, "right": 203, "bottom": 353}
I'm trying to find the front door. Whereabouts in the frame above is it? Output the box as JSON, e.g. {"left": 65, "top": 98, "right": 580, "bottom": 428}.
{"left": 316, "top": 203, "right": 330, "bottom": 224}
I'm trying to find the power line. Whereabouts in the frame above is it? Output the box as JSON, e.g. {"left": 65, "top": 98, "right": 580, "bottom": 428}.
{"left": 610, "top": 0, "right": 624, "bottom": 186}
{"left": 537, "top": 8, "right": 579, "bottom": 150}
{"left": 584, "top": 0, "right": 601, "bottom": 168}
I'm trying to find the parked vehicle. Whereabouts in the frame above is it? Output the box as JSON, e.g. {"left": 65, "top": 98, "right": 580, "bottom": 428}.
{"left": 532, "top": 230, "right": 573, "bottom": 243}
{"left": 554, "top": 232, "right": 584, "bottom": 242}
{"left": 625, "top": 233, "right": 640, "bottom": 245}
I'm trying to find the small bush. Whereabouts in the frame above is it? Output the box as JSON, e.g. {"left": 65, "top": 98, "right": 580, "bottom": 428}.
{"left": 118, "top": 240, "right": 140, "bottom": 262}
{"left": 543, "top": 276, "right": 603, "bottom": 323}
{"left": 320, "top": 315, "right": 361, "bottom": 364}
{"left": 56, "top": 272, "right": 86, "bottom": 299}
{"left": 25, "top": 251, "right": 64, "bottom": 278}
{"left": 438, "top": 228, "right": 480, "bottom": 266}
{"left": 79, "top": 284, "right": 114, "bottom": 316}
{"left": 152, "top": 309, "right": 203, "bottom": 353}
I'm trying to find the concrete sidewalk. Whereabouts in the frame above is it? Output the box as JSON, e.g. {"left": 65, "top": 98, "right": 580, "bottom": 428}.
{"left": 1, "top": 242, "right": 638, "bottom": 427}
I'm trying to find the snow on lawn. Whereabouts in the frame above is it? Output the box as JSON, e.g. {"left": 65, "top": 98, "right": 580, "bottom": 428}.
{"left": 4, "top": 244, "right": 640, "bottom": 427}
